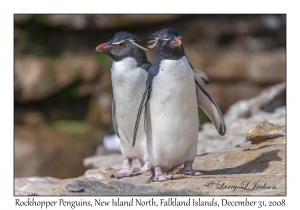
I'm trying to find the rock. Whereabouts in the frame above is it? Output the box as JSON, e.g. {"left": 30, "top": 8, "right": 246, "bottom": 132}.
{"left": 246, "top": 121, "right": 286, "bottom": 143}
{"left": 248, "top": 50, "right": 285, "bottom": 84}
{"left": 14, "top": 137, "right": 41, "bottom": 177}
{"left": 86, "top": 96, "right": 112, "bottom": 126}
{"left": 84, "top": 83, "right": 286, "bottom": 168}
{"left": 56, "top": 178, "right": 197, "bottom": 195}
{"left": 14, "top": 125, "right": 97, "bottom": 179}
{"left": 82, "top": 168, "right": 114, "bottom": 180}
{"left": 185, "top": 49, "right": 285, "bottom": 112}
{"left": 14, "top": 191, "right": 39, "bottom": 196}
{"left": 201, "top": 82, "right": 262, "bottom": 113}
{"left": 186, "top": 49, "right": 285, "bottom": 85}
{"left": 196, "top": 82, "right": 285, "bottom": 155}
{"left": 14, "top": 57, "right": 46, "bottom": 102}
{"left": 95, "top": 145, "right": 120, "bottom": 156}
{"left": 65, "top": 180, "right": 86, "bottom": 192}
{"left": 96, "top": 93, "right": 113, "bottom": 125}
{"left": 62, "top": 135, "right": 286, "bottom": 196}
{"left": 14, "top": 15, "right": 285, "bottom": 109}
{"left": 15, "top": 135, "right": 285, "bottom": 195}
{"left": 83, "top": 154, "right": 141, "bottom": 170}
{"left": 14, "top": 14, "right": 185, "bottom": 30}
{"left": 14, "top": 55, "right": 99, "bottom": 102}
{"left": 14, "top": 177, "right": 61, "bottom": 196}
{"left": 225, "top": 82, "right": 285, "bottom": 123}
{"left": 23, "top": 111, "right": 45, "bottom": 126}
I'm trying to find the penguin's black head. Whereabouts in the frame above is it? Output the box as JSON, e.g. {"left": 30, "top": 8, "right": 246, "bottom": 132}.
{"left": 148, "top": 28, "right": 185, "bottom": 61}
{"left": 95, "top": 31, "right": 148, "bottom": 62}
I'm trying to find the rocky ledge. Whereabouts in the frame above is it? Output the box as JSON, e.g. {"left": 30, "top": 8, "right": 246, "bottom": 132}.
{"left": 14, "top": 83, "right": 286, "bottom": 196}
{"left": 15, "top": 120, "right": 286, "bottom": 196}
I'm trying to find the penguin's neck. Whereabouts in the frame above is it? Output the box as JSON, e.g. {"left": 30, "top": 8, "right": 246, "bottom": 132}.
{"left": 108, "top": 47, "right": 148, "bottom": 68}
{"left": 111, "top": 57, "right": 146, "bottom": 87}
{"left": 153, "top": 46, "right": 185, "bottom": 64}
{"left": 112, "top": 57, "right": 138, "bottom": 72}
{"left": 111, "top": 57, "right": 148, "bottom": 108}
{"left": 132, "top": 48, "right": 149, "bottom": 68}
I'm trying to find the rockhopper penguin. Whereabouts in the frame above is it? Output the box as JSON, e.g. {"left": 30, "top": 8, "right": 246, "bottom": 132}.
{"left": 96, "top": 31, "right": 151, "bottom": 178}
{"left": 133, "top": 28, "right": 226, "bottom": 182}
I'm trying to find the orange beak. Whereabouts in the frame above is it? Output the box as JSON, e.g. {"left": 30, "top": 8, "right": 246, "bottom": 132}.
{"left": 95, "top": 42, "right": 112, "bottom": 52}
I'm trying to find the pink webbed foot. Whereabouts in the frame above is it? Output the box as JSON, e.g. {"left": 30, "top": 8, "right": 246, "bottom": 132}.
{"left": 111, "top": 158, "right": 133, "bottom": 179}
{"left": 180, "top": 161, "right": 203, "bottom": 176}
{"left": 154, "top": 173, "right": 173, "bottom": 182}
{"left": 132, "top": 161, "right": 150, "bottom": 176}
{"left": 146, "top": 166, "right": 173, "bottom": 183}
{"left": 111, "top": 168, "right": 134, "bottom": 179}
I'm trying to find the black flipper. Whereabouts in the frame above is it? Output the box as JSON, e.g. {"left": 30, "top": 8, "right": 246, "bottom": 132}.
{"left": 111, "top": 98, "right": 120, "bottom": 138}
{"left": 195, "top": 80, "right": 226, "bottom": 136}
{"left": 132, "top": 83, "right": 150, "bottom": 147}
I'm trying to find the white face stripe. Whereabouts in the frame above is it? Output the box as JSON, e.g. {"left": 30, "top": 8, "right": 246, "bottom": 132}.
{"left": 147, "top": 39, "right": 159, "bottom": 49}
{"left": 111, "top": 39, "right": 148, "bottom": 51}
{"left": 128, "top": 40, "right": 148, "bottom": 51}
{"left": 147, "top": 36, "right": 182, "bottom": 49}
{"left": 111, "top": 40, "right": 124, "bottom": 45}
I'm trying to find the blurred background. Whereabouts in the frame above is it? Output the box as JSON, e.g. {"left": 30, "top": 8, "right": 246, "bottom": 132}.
{"left": 14, "top": 14, "right": 286, "bottom": 179}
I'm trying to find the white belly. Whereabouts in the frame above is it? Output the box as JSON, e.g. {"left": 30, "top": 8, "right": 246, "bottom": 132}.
{"left": 111, "top": 57, "right": 148, "bottom": 162}
{"left": 146, "top": 56, "right": 198, "bottom": 171}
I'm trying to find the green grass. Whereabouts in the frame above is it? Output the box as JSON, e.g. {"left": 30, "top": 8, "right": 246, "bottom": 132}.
{"left": 198, "top": 107, "right": 211, "bottom": 124}
{"left": 94, "top": 53, "right": 111, "bottom": 68}
{"left": 32, "top": 14, "right": 49, "bottom": 24}
{"left": 51, "top": 120, "right": 93, "bottom": 136}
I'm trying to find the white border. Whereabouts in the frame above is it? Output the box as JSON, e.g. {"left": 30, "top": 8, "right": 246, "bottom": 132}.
{"left": 2, "top": 0, "right": 297, "bottom": 209}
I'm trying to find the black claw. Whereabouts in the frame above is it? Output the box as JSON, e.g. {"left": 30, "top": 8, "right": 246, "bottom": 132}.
{"left": 111, "top": 173, "right": 121, "bottom": 179}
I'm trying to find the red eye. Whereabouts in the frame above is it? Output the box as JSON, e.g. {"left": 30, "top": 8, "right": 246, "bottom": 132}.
{"left": 119, "top": 43, "right": 125, "bottom": 48}
{"left": 162, "top": 41, "right": 166, "bottom": 45}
